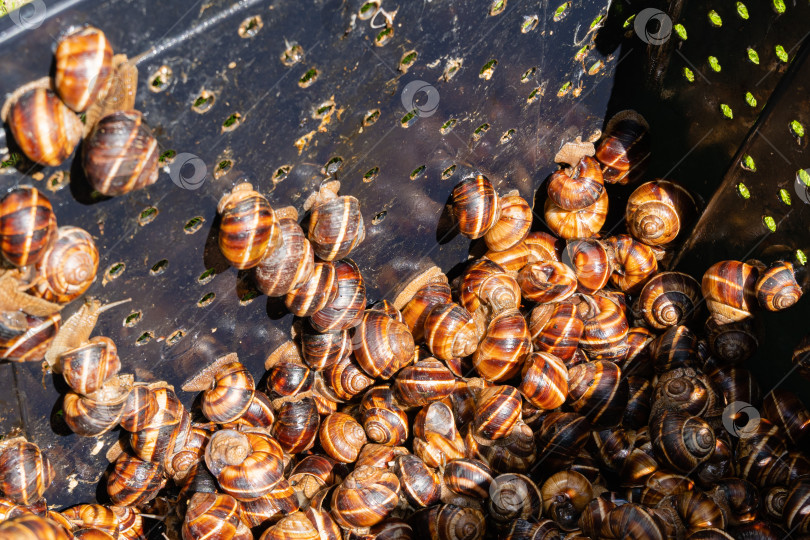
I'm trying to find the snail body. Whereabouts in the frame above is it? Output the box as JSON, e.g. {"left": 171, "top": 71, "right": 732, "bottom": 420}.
{"left": 83, "top": 110, "right": 159, "bottom": 196}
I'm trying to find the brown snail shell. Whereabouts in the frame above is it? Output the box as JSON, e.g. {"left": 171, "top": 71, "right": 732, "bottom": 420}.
{"left": 0, "top": 514, "right": 74, "bottom": 540}
{"left": 650, "top": 410, "right": 716, "bottom": 474}
{"left": 625, "top": 180, "right": 696, "bottom": 247}
{"left": 7, "top": 88, "right": 83, "bottom": 167}
{"left": 706, "top": 317, "right": 758, "bottom": 366}
{"left": 413, "top": 401, "right": 466, "bottom": 468}
{"left": 182, "top": 492, "right": 251, "bottom": 540}
{"left": 330, "top": 465, "right": 401, "bottom": 529}
{"left": 0, "top": 441, "right": 54, "bottom": 506}
{"left": 755, "top": 261, "right": 802, "bottom": 311}
{"left": 423, "top": 302, "right": 479, "bottom": 361}
{"left": 458, "top": 259, "right": 520, "bottom": 318}
{"left": 63, "top": 374, "right": 131, "bottom": 437}
{"left": 443, "top": 458, "right": 495, "bottom": 499}
{"left": 701, "top": 260, "right": 759, "bottom": 323}
{"left": 352, "top": 309, "right": 415, "bottom": 380}
{"left": 545, "top": 189, "right": 608, "bottom": 240}
{"left": 319, "top": 412, "right": 368, "bottom": 464}
{"left": 217, "top": 182, "right": 282, "bottom": 270}
{"left": 524, "top": 231, "right": 564, "bottom": 262}
{"left": 201, "top": 361, "right": 255, "bottom": 424}
{"left": 547, "top": 155, "right": 605, "bottom": 211}
{"left": 517, "top": 261, "right": 577, "bottom": 304}
{"left": 578, "top": 294, "right": 629, "bottom": 361}
{"left": 637, "top": 272, "right": 701, "bottom": 330}
{"left": 360, "top": 386, "right": 409, "bottom": 446}
{"left": 272, "top": 398, "right": 320, "bottom": 454}
{"left": 60, "top": 335, "right": 120, "bottom": 395}
{"left": 83, "top": 110, "right": 159, "bottom": 196}
{"left": 54, "top": 27, "right": 114, "bottom": 112}
{"left": 484, "top": 193, "right": 532, "bottom": 252}
{"left": 452, "top": 174, "right": 500, "bottom": 240}
{"left": 107, "top": 453, "right": 166, "bottom": 507}
{"left": 392, "top": 454, "right": 442, "bottom": 508}
{"left": 307, "top": 183, "right": 365, "bottom": 261}
{"left": 32, "top": 226, "right": 98, "bottom": 304}
{"left": 566, "top": 359, "right": 628, "bottom": 428}
{"left": 528, "top": 301, "right": 583, "bottom": 363}
{"left": 518, "top": 351, "right": 568, "bottom": 410}
{"left": 473, "top": 385, "right": 522, "bottom": 440}
{"left": 394, "top": 359, "right": 455, "bottom": 408}
{"left": 310, "top": 259, "right": 366, "bottom": 333}
{"left": 0, "top": 186, "right": 57, "bottom": 268}
{"left": 254, "top": 212, "right": 314, "bottom": 296}
{"left": 595, "top": 110, "right": 651, "bottom": 185}
{"left": 285, "top": 261, "right": 339, "bottom": 317}
{"left": 605, "top": 234, "right": 657, "bottom": 294}
{"left": 300, "top": 324, "right": 350, "bottom": 370}
{"left": 204, "top": 429, "right": 285, "bottom": 501}
{"left": 473, "top": 308, "right": 531, "bottom": 382}
{"left": 565, "top": 239, "right": 612, "bottom": 294}
{"left": 541, "top": 470, "right": 593, "bottom": 531}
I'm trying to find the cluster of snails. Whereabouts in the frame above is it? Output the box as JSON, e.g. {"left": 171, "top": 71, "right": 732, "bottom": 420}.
{"left": 3, "top": 26, "right": 159, "bottom": 196}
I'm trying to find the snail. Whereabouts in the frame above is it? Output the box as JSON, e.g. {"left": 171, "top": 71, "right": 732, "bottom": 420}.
{"left": 265, "top": 361, "right": 313, "bottom": 400}
{"left": 310, "top": 259, "right": 366, "bottom": 333}
{"left": 473, "top": 385, "right": 522, "bottom": 441}
{"left": 305, "top": 180, "right": 365, "bottom": 261}
{"left": 565, "top": 239, "right": 612, "bottom": 294}
{"left": 60, "top": 505, "right": 120, "bottom": 537}
{"left": 487, "top": 473, "right": 543, "bottom": 527}
{"left": 54, "top": 26, "right": 114, "bottom": 112}
{"left": 517, "top": 261, "right": 578, "bottom": 304}
{"left": 625, "top": 180, "right": 697, "bottom": 247}
{"left": 705, "top": 317, "right": 758, "bottom": 365}
{"left": 566, "top": 359, "right": 628, "bottom": 428}
{"left": 413, "top": 401, "right": 466, "bottom": 468}
{"left": 272, "top": 397, "right": 320, "bottom": 454}
{"left": 451, "top": 174, "right": 500, "bottom": 240}
{"left": 394, "top": 358, "right": 455, "bottom": 407}
{"left": 465, "top": 420, "right": 537, "bottom": 474}
{"left": 547, "top": 155, "right": 605, "bottom": 210}
{"left": 524, "top": 231, "right": 564, "bottom": 262}
{"left": 359, "top": 386, "right": 409, "bottom": 446}
{"left": 411, "top": 504, "right": 486, "bottom": 540}
{"left": 355, "top": 443, "right": 409, "bottom": 470}
{"left": 181, "top": 492, "right": 252, "bottom": 540}
{"left": 485, "top": 241, "right": 532, "bottom": 272}
{"left": 483, "top": 192, "right": 532, "bottom": 252}
{"left": 528, "top": 301, "right": 583, "bottom": 363}
{"left": 458, "top": 259, "right": 520, "bottom": 331}
{"left": 650, "top": 325, "right": 700, "bottom": 373}
{"left": 623, "top": 375, "right": 653, "bottom": 429}
{"left": 321, "top": 355, "right": 374, "bottom": 401}
{"left": 352, "top": 309, "right": 415, "bottom": 380}
{"left": 443, "top": 458, "right": 495, "bottom": 499}
{"left": 288, "top": 454, "right": 346, "bottom": 503}
{"left": 0, "top": 514, "right": 74, "bottom": 539}
{"left": 472, "top": 308, "right": 531, "bottom": 382}
{"left": 107, "top": 452, "right": 166, "bottom": 506}
{"left": 534, "top": 412, "right": 591, "bottom": 472}
{"left": 254, "top": 207, "right": 314, "bottom": 297}
{"left": 392, "top": 454, "right": 442, "bottom": 508}
{"left": 701, "top": 260, "right": 759, "bottom": 323}
{"left": 330, "top": 466, "right": 401, "bottom": 530}
{"left": 204, "top": 429, "right": 285, "bottom": 501}
{"left": 636, "top": 271, "right": 701, "bottom": 330}
{"left": 199, "top": 360, "right": 256, "bottom": 424}
{"left": 83, "top": 110, "right": 159, "bottom": 196}
{"left": 63, "top": 373, "right": 132, "bottom": 436}
{"left": 319, "top": 412, "right": 368, "bottom": 463}
{"left": 285, "top": 261, "right": 339, "bottom": 317}
{"left": 793, "top": 334, "right": 810, "bottom": 381}
{"left": 544, "top": 189, "right": 608, "bottom": 239}
{"left": 217, "top": 182, "right": 282, "bottom": 270}
{"left": 422, "top": 302, "right": 479, "bottom": 362}
{"left": 397, "top": 270, "right": 452, "bottom": 342}
{"left": 518, "top": 351, "right": 568, "bottom": 410}
{"left": 0, "top": 440, "right": 54, "bottom": 506}
{"left": 599, "top": 503, "right": 664, "bottom": 540}
{"left": 755, "top": 261, "right": 802, "bottom": 311}
{"left": 127, "top": 384, "right": 190, "bottom": 476}
{"left": 761, "top": 389, "right": 810, "bottom": 448}
{"left": 605, "top": 234, "right": 657, "bottom": 293}
{"left": 0, "top": 186, "right": 57, "bottom": 268}
{"left": 541, "top": 470, "right": 594, "bottom": 531}
{"left": 300, "top": 325, "right": 350, "bottom": 370}
{"left": 650, "top": 410, "right": 716, "bottom": 473}
{"left": 260, "top": 511, "right": 318, "bottom": 540}
{"left": 32, "top": 226, "right": 99, "bottom": 304}
{"left": 6, "top": 88, "right": 83, "bottom": 167}
{"left": 595, "top": 110, "right": 651, "bottom": 184}
{"left": 577, "top": 294, "right": 629, "bottom": 361}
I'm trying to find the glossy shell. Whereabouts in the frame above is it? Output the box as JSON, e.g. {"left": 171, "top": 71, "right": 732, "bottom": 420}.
{"left": 33, "top": 226, "right": 99, "bottom": 303}
{"left": 308, "top": 194, "right": 365, "bottom": 261}
{"left": 54, "top": 26, "right": 114, "bottom": 112}
{"left": 310, "top": 259, "right": 366, "bottom": 332}
{"left": 637, "top": 272, "right": 701, "bottom": 330}
{"left": 547, "top": 156, "right": 605, "bottom": 210}
{"left": 484, "top": 194, "right": 532, "bottom": 252}
{"left": 0, "top": 186, "right": 57, "bottom": 268}
{"left": 625, "top": 180, "right": 696, "bottom": 247}
{"left": 8, "top": 88, "right": 83, "bottom": 167}
{"left": 217, "top": 183, "right": 281, "bottom": 270}
{"left": 452, "top": 174, "right": 500, "bottom": 240}
{"left": 545, "top": 189, "right": 608, "bottom": 240}
{"left": 254, "top": 216, "right": 314, "bottom": 296}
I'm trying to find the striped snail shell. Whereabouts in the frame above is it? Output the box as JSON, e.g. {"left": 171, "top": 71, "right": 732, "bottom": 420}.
{"left": 238, "top": 480, "right": 300, "bottom": 530}
{"left": 0, "top": 441, "right": 54, "bottom": 506}
{"left": 599, "top": 503, "right": 663, "bottom": 540}
{"left": 623, "top": 375, "right": 653, "bottom": 430}
{"left": 423, "top": 302, "right": 479, "bottom": 361}
{"left": 107, "top": 453, "right": 166, "bottom": 506}
{"left": 307, "top": 181, "right": 365, "bottom": 261}
{"left": 60, "top": 504, "right": 119, "bottom": 537}
{"left": 620, "top": 326, "right": 655, "bottom": 378}
{"left": 650, "top": 325, "right": 700, "bottom": 373}
{"left": 300, "top": 325, "right": 350, "bottom": 370}
{"left": 352, "top": 309, "right": 415, "bottom": 380}
{"left": 272, "top": 398, "right": 320, "bottom": 454}
{"left": 304, "top": 490, "right": 343, "bottom": 540}
{"left": 182, "top": 492, "right": 252, "bottom": 540}
{"left": 541, "top": 470, "right": 593, "bottom": 531}
{"left": 595, "top": 110, "right": 651, "bottom": 185}
{"left": 637, "top": 272, "right": 701, "bottom": 330}
{"left": 0, "top": 514, "right": 73, "bottom": 540}
{"left": 401, "top": 277, "right": 453, "bottom": 342}
{"left": 310, "top": 259, "right": 366, "bottom": 333}
{"left": 54, "top": 27, "right": 114, "bottom": 112}
{"left": 288, "top": 455, "right": 346, "bottom": 503}
{"left": 394, "top": 358, "right": 455, "bottom": 408}
{"left": 83, "top": 110, "right": 159, "bottom": 196}
{"left": 260, "top": 511, "right": 317, "bottom": 540}
{"left": 467, "top": 420, "right": 536, "bottom": 474}
{"left": 355, "top": 443, "right": 409, "bottom": 470}
{"left": 254, "top": 209, "right": 314, "bottom": 296}
{"left": 544, "top": 189, "right": 608, "bottom": 240}
{"left": 484, "top": 193, "right": 532, "bottom": 252}
{"left": 170, "top": 426, "right": 211, "bottom": 484}
{"left": 217, "top": 182, "right": 282, "bottom": 270}
{"left": 517, "top": 261, "right": 577, "bottom": 304}
{"left": 473, "top": 385, "right": 522, "bottom": 440}
{"left": 761, "top": 389, "right": 810, "bottom": 448}
{"left": 701, "top": 260, "right": 759, "bottom": 323}
{"left": 63, "top": 374, "right": 131, "bottom": 436}
{"left": 452, "top": 174, "right": 500, "bottom": 240}
{"left": 0, "top": 186, "right": 57, "bottom": 268}
{"left": 458, "top": 259, "right": 520, "bottom": 317}
{"left": 565, "top": 239, "right": 612, "bottom": 294}
{"left": 60, "top": 335, "right": 120, "bottom": 395}
{"left": 707, "top": 365, "right": 761, "bottom": 412}
{"left": 330, "top": 466, "right": 401, "bottom": 529}
{"left": 756, "top": 261, "right": 802, "bottom": 311}
{"left": 524, "top": 231, "right": 564, "bottom": 262}
{"left": 579, "top": 495, "right": 617, "bottom": 538}
{"left": 370, "top": 299, "right": 403, "bottom": 321}
{"left": 518, "top": 351, "right": 568, "bottom": 410}
{"left": 547, "top": 155, "right": 605, "bottom": 210}
{"left": 319, "top": 412, "right": 368, "bottom": 463}
{"left": 529, "top": 301, "right": 583, "bottom": 363}
{"left": 285, "top": 261, "right": 338, "bottom": 317}
{"left": 674, "top": 489, "right": 726, "bottom": 531}
{"left": 487, "top": 473, "right": 543, "bottom": 527}
{"left": 578, "top": 294, "right": 629, "bottom": 361}
{"left": 626, "top": 180, "right": 696, "bottom": 247}
{"left": 650, "top": 367, "right": 723, "bottom": 420}
{"left": 201, "top": 361, "right": 255, "bottom": 424}
{"left": 7, "top": 88, "right": 83, "bottom": 167}
{"left": 650, "top": 410, "right": 716, "bottom": 474}
{"left": 360, "top": 386, "right": 409, "bottom": 446}
{"left": 473, "top": 308, "right": 531, "bottom": 382}
{"left": 412, "top": 504, "right": 486, "bottom": 540}
{"left": 413, "top": 401, "right": 466, "bottom": 468}
{"left": 485, "top": 241, "right": 532, "bottom": 272}
{"left": 443, "top": 458, "right": 495, "bottom": 499}
{"left": 706, "top": 317, "right": 757, "bottom": 366}
{"left": 32, "top": 226, "right": 98, "bottom": 304}
{"left": 566, "top": 360, "right": 628, "bottom": 428}
{"left": 321, "top": 355, "right": 374, "bottom": 401}
{"left": 534, "top": 412, "right": 591, "bottom": 472}
{"left": 128, "top": 385, "right": 190, "bottom": 469}
{"left": 393, "top": 454, "right": 442, "bottom": 508}
{"left": 111, "top": 506, "right": 144, "bottom": 540}
{"left": 204, "top": 429, "right": 284, "bottom": 501}
{"left": 265, "top": 362, "right": 313, "bottom": 399}
{"left": 604, "top": 234, "right": 657, "bottom": 294}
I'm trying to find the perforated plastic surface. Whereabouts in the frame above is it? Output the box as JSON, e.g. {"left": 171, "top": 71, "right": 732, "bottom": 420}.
{"left": 0, "top": 0, "right": 621, "bottom": 505}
